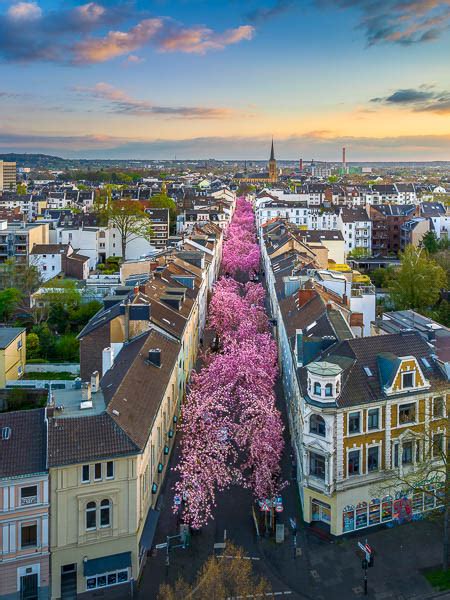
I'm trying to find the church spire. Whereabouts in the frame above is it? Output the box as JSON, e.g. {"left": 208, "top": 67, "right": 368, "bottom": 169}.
{"left": 270, "top": 137, "right": 275, "bottom": 161}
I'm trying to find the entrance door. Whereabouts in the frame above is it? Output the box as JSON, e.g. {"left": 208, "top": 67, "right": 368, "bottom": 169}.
{"left": 311, "top": 499, "right": 331, "bottom": 524}
{"left": 20, "top": 574, "right": 38, "bottom": 600}
{"left": 61, "top": 564, "right": 77, "bottom": 600}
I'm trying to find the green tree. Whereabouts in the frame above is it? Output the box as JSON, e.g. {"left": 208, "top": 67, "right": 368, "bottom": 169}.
{"left": 0, "top": 288, "right": 22, "bottom": 323}
{"left": 370, "top": 266, "right": 395, "bottom": 289}
{"left": 33, "top": 324, "right": 55, "bottom": 360}
{"left": 422, "top": 231, "right": 440, "bottom": 254}
{"left": 389, "top": 246, "right": 447, "bottom": 311}
{"left": 157, "top": 543, "right": 270, "bottom": 600}
{"left": 26, "top": 332, "right": 40, "bottom": 360}
{"left": 148, "top": 189, "right": 177, "bottom": 227}
{"left": 16, "top": 182, "right": 27, "bottom": 195}
{"left": 347, "top": 247, "right": 371, "bottom": 259}
{"left": 54, "top": 334, "right": 79, "bottom": 362}
{"left": 107, "top": 200, "right": 153, "bottom": 258}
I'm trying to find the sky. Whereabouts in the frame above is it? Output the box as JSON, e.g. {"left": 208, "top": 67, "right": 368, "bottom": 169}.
{"left": 1, "top": 0, "right": 450, "bottom": 160}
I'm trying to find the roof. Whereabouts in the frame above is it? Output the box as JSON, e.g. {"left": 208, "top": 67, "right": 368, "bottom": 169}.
{"left": 48, "top": 413, "right": 138, "bottom": 467}
{"left": 0, "top": 327, "right": 25, "bottom": 349}
{"left": 104, "top": 328, "right": 180, "bottom": 449}
{"left": 30, "top": 243, "right": 70, "bottom": 255}
{"left": 0, "top": 408, "right": 47, "bottom": 478}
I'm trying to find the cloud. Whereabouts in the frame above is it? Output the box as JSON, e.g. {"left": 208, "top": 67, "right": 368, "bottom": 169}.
{"left": 322, "top": 0, "right": 450, "bottom": 45}
{"left": 158, "top": 24, "right": 254, "bottom": 54}
{"left": 0, "top": 4, "right": 254, "bottom": 64}
{"left": 370, "top": 85, "right": 450, "bottom": 113}
{"left": 3, "top": 130, "right": 450, "bottom": 160}
{"left": 74, "top": 82, "right": 237, "bottom": 119}
{"left": 7, "top": 1, "right": 42, "bottom": 21}
{"left": 246, "top": 1, "right": 295, "bottom": 24}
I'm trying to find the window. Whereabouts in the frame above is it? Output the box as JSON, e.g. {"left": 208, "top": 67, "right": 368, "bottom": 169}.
{"left": 325, "top": 383, "right": 333, "bottom": 397}
{"left": 399, "top": 403, "right": 415, "bottom": 424}
{"left": 17, "top": 339, "right": 22, "bottom": 350}
{"left": 313, "top": 382, "right": 321, "bottom": 396}
{"left": 106, "top": 461, "right": 114, "bottom": 479}
{"left": 86, "top": 501, "right": 97, "bottom": 530}
{"left": 348, "top": 450, "right": 360, "bottom": 475}
{"left": 433, "top": 433, "right": 444, "bottom": 458}
{"left": 94, "top": 463, "right": 102, "bottom": 480}
{"left": 82, "top": 465, "right": 90, "bottom": 483}
{"left": 21, "top": 485, "right": 38, "bottom": 506}
{"left": 402, "top": 372, "right": 414, "bottom": 389}
{"left": 393, "top": 443, "right": 399, "bottom": 467}
{"left": 86, "top": 569, "right": 129, "bottom": 590}
{"left": 310, "top": 414, "right": 326, "bottom": 437}
{"left": 100, "top": 499, "right": 111, "bottom": 527}
{"left": 433, "top": 397, "right": 445, "bottom": 419}
{"left": 309, "top": 452, "right": 325, "bottom": 480}
{"left": 402, "top": 441, "right": 413, "bottom": 465}
{"left": 367, "top": 408, "right": 379, "bottom": 430}
{"left": 348, "top": 412, "right": 361, "bottom": 434}
{"left": 367, "top": 446, "right": 379, "bottom": 472}
{"left": 21, "top": 523, "right": 37, "bottom": 548}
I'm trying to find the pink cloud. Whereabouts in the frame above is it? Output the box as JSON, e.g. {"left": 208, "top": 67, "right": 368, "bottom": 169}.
{"left": 159, "top": 24, "right": 255, "bottom": 54}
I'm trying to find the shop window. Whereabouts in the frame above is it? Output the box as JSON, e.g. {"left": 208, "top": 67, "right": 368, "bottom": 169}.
{"left": 367, "top": 446, "right": 379, "bottom": 472}
{"left": 368, "top": 499, "right": 381, "bottom": 525}
{"left": 343, "top": 505, "right": 355, "bottom": 532}
{"left": 86, "top": 569, "right": 129, "bottom": 590}
{"left": 433, "top": 397, "right": 445, "bottom": 419}
{"left": 399, "top": 403, "right": 415, "bottom": 425}
{"left": 348, "top": 412, "right": 361, "bottom": 434}
{"left": 86, "top": 501, "right": 97, "bottom": 530}
{"left": 309, "top": 452, "right": 325, "bottom": 480}
{"left": 310, "top": 414, "right": 326, "bottom": 437}
{"left": 381, "top": 496, "right": 393, "bottom": 522}
{"left": 348, "top": 450, "right": 360, "bottom": 476}
{"left": 355, "top": 502, "right": 368, "bottom": 529}
{"left": 412, "top": 492, "right": 423, "bottom": 514}
{"left": 367, "top": 408, "right": 379, "bottom": 430}
{"left": 402, "top": 441, "right": 413, "bottom": 465}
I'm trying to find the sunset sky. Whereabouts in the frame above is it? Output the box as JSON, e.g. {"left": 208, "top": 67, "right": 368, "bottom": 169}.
{"left": 1, "top": 0, "right": 450, "bottom": 160}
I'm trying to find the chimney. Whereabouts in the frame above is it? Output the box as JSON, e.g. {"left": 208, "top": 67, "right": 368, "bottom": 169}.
{"left": 102, "top": 347, "right": 114, "bottom": 377}
{"left": 81, "top": 382, "right": 92, "bottom": 402}
{"left": 299, "top": 158, "right": 303, "bottom": 172}
{"left": 91, "top": 371, "right": 100, "bottom": 393}
{"left": 298, "top": 288, "right": 316, "bottom": 308}
{"left": 148, "top": 348, "right": 161, "bottom": 368}
{"left": 342, "top": 146, "right": 346, "bottom": 170}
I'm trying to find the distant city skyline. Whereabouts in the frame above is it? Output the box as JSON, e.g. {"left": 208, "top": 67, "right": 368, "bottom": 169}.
{"left": 1, "top": 0, "right": 450, "bottom": 159}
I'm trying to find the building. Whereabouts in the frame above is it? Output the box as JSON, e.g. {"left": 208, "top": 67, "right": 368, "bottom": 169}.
{"left": 0, "top": 408, "right": 49, "bottom": 600}
{"left": 144, "top": 208, "right": 169, "bottom": 248}
{"left": 400, "top": 217, "right": 430, "bottom": 250}
{"left": 0, "top": 221, "right": 49, "bottom": 264}
{"left": 0, "top": 162, "right": 16, "bottom": 192}
{"left": 0, "top": 328, "right": 26, "bottom": 388}
{"left": 30, "top": 244, "right": 90, "bottom": 282}
{"left": 369, "top": 205, "right": 417, "bottom": 256}
{"left": 297, "top": 332, "right": 449, "bottom": 536}
{"left": 233, "top": 141, "right": 278, "bottom": 184}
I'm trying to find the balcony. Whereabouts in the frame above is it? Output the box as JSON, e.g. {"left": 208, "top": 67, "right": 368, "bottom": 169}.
{"left": 21, "top": 495, "right": 38, "bottom": 506}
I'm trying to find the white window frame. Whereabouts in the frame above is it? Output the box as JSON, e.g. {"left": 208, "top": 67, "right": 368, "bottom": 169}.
{"left": 347, "top": 410, "right": 362, "bottom": 436}
{"left": 94, "top": 463, "right": 102, "bottom": 481}
{"left": 432, "top": 396, "right": 445, "bottom": 420}
{"left": 106, "top": 461, "right": 114, "bottom": 480}
{"left": 398, "top": 401, "right": 417, "bottom": 426}
{"left": 81, "top": 464, "right": 90, "bottom": 484}
{"left": 366, "top": 443, "right": 381, "bottom": 473}
{"left": 367, "top": 407, "right": 380, "bottom": 431}
{"left": 347, "top": 447, "right": 361, "bottom": 477}
{"left": 401, "top": 370, "right": 415, "bottom": 390}
{"left": 85, "top": 568, "right": 129, "bottom": 591}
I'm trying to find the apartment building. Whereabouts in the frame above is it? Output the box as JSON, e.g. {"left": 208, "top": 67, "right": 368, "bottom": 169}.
{"left": 0, "top": 408, "right": 49, "bottom": 600}
{"left": 0, "top": 328, "right": 26, "bottom": 388}
{"left": 0, "top": 221, "right": 49, "bottom": 264}
{"left": 0, "top": 162, "right": 16, "bottom": 192}
{"left": 400, "top": 218, "right": 430, "bottom": 251}
{"left": 30, "top": 244, "right": 90, "bottom": 282}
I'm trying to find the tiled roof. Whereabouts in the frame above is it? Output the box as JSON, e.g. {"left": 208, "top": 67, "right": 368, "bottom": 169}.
{"left": 0, "top": 408, "right": 47, "bottom": 478}
{"left": 48, "top": 413, "right": 138, "bottom": 467}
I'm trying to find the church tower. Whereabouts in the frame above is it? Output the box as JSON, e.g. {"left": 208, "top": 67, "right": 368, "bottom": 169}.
{"left": 268, "top": 138, "right": 278, "bottom": 182}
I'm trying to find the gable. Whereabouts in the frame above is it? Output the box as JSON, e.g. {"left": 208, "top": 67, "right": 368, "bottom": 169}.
{"left": 385, "top": 356, "right": 430, "bottom": 395}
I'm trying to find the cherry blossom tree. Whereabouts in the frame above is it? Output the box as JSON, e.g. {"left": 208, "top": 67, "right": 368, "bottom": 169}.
{"left": 174, "top": 197, "right": 284, "bottom": 529}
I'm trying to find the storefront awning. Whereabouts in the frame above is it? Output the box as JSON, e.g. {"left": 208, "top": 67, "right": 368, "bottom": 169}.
{"left": 83, "top": 551, "right": 132, "bottom": 577}
{"left": 139, "top": 508, "right": 160, "bottom": 552}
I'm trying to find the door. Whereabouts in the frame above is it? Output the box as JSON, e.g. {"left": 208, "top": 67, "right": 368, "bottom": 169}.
{"left": 61, "top": 564, "right": 77, "bottom": 600}
{"left": 311, "top": 499, "right": 331, "bottom": 524}
{"left": 20, "top": 574, "right": 38, "bottom": 600}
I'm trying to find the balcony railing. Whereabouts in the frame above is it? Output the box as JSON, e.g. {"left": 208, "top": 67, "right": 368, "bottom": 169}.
{"left": 21, "top": 495, "right": 38, "bottom": 506}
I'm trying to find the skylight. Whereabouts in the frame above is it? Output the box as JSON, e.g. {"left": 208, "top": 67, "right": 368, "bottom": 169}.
{"left": 363, "top": 366, "right": 373, "bottom": 377}
{"left": 421, "top": 357, "right": 431, "bottom": 369}
{"left": 1, "top": 427, "right": 11, "bottom": 440}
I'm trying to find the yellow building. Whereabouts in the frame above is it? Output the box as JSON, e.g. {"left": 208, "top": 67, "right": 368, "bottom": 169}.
{"left": 0, "top": 327, "right": 26, "bottom": 387}
{"left": 298, "top": 332, "right": 449, "bottom": 536}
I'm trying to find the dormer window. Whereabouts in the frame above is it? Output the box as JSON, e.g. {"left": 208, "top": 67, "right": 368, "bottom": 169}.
{"left": 314, "top": 382, "right": 322, "bottom": 396}
{"left": 402, "top": 372, "right": 414, "bottom": 389}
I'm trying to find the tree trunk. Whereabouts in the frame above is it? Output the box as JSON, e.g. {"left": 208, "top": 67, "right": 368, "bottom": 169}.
{"left": 122, "top": 237, "right": 127, "bottom": 260}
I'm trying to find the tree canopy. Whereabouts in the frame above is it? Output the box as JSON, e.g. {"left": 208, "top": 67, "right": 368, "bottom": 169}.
{"left": 107, "top": 199, "right": 153, "bottom": 257}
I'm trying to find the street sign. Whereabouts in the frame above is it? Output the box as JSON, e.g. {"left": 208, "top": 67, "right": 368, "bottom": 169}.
{"left": 275, "top": 496, "right": 283, "bottom": 506}
{"left": 275, "top": 504, "right": 284, "bottom": 513}
{"left": 174, "top": 494, "right": 182, "bottom": 506}
{"left": 358, "top": 542, "right": 372, "bottom": 562}
{"left": 289, "top": 517, "right": 297, "bottom": 530}
{"left": 155, "top": 542, "right": 168, "bottom": 550}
